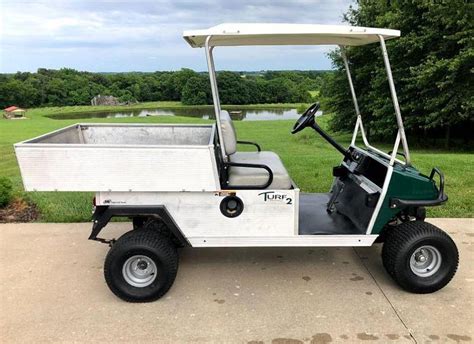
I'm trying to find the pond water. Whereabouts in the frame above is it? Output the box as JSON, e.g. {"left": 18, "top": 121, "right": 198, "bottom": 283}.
{"left": 48, "top": 107, "right": 323, "bottom": 121}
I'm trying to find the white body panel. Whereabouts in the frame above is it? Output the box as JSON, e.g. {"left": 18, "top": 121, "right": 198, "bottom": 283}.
{"left": 189, "top": 235, "right": 378, "bottom": 247}
{"left": 96, "top": 190, "right": 379, "bottom": 247}
{"left": 96, "top": 190, "right": 299, "bottom": 238}
{"left": 14, "top": 123, "right": 219, "bottom": 192}
{"left": 14, "top": 123, "right": 383, "bottom": 248}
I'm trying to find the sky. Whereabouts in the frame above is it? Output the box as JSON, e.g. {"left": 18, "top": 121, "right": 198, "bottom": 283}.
{"left": 0, "top": 0, "right": 354, "bottom": 73}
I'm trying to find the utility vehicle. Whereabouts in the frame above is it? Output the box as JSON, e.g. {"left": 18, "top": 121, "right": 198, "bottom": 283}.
{"left": 15, "top": 23, "right": 458, "bottom": 302}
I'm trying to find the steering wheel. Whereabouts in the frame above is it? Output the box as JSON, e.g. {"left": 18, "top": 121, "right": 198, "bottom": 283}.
{"left": 291, "top": 102, "right": 320, "bottom": 134}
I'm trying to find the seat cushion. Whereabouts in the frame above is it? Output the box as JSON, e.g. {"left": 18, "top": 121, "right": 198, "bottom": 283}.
{"left": 220, "top": 110, "right": 237, "bottom": 155}
{"left": 228, "top": 151, "right": 292, "bottom": 189}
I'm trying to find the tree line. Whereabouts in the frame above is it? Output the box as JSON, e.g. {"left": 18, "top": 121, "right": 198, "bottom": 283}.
{"left": 321, "top": 0, "right": 473, "bottom": 147}
{"left": 1, "top": 0, "right": 472, "bottom": 147}
{"left": 0, "top": 68, "right": 326, "bottom": 108}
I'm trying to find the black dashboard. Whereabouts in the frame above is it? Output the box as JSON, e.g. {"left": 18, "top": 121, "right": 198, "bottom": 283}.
{"left": 343, "top": 147, "right": 388, "bottom": 188}
{"left": 329, "top": 147, "right": 388, "bottom": 232}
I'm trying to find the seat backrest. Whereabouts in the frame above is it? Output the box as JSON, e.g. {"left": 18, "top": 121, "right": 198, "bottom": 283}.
{"left": 219, "top": 110, "right": 237, "bottom": 155}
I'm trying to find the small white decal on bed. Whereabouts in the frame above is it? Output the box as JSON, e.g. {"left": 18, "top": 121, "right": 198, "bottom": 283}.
{"left": 103, "top": 199, "right": 126, "bottom": 205}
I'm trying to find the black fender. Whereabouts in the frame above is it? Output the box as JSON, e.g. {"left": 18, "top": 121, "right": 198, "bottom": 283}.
{"left": 89, "top": 205, "right": 190, "bottom": 247}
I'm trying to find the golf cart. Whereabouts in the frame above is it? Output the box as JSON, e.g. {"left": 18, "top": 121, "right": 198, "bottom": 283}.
{"left": 14, "top": 23, "right": 458, "bottom": 302}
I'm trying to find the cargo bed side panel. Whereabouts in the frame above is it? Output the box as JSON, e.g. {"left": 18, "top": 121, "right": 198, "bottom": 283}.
{"left": 15, "top": 145, "right": 219, "bottom": 192}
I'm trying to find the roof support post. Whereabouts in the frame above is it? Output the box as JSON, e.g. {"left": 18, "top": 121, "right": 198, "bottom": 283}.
{"left": 205, "top": 36, "right": 227, "bottom": 160}
{"left": 378, "top": 35, "right": 411, "bottom": 165}
{"left": 340, "top": 46, "right": 370, "bottom": 147}
{"left": 340, "top": 46, "right": 361, "bottom": 117}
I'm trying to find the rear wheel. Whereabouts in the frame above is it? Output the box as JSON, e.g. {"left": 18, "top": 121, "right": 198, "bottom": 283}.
{"left": 133, "top": 217, "right": 184, "bottom": 247}
{"left": 104, "top": 229, "right": 178, "bottom": 302}
{"left": 382, "top": 221, "right": 458, "bottom": 293}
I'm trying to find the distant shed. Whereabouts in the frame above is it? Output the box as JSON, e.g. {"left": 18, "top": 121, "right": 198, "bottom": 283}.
{"left": 3, "top": 106, "right": 26, "bottom": 119}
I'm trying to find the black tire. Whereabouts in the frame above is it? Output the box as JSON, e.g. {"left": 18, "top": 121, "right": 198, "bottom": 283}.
{"left": 104, "top": 229, "right": 178, "bottom": 302}
{"left": 382, "top": 221, "right": 458, "bottom": 293}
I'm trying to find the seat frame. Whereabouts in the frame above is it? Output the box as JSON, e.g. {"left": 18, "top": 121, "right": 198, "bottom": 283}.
{"left": 213, "top": 133, "right": 276, "bottom": 190}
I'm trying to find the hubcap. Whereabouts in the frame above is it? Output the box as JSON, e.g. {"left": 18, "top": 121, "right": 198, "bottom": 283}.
{"left": 122, "top": 255, "right": 157, "bottom": 287}
{"left": 409, "top": 245, "right": 442, "bottom": 277}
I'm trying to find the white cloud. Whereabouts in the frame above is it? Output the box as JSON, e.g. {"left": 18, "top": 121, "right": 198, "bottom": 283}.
{"left": 0, "top": 0, "right": 354, "bottom": 72}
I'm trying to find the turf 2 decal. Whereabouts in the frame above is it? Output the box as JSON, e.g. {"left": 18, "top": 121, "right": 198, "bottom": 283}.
{"left": 258, "top": 191, "right": 293, "bottom": 205}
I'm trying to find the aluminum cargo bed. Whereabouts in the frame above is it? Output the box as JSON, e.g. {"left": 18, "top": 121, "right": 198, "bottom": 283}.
{"left": 14, "top": 123, "right": 219, "bottom": 192}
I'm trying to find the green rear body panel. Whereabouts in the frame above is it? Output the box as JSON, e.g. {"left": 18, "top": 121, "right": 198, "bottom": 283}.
{"left": 371, "top": 165, "right": 439, "bottom": 234}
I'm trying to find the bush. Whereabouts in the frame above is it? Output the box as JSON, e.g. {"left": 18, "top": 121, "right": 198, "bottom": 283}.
{"left": 0, "top": 177, "right": 13, "bottom": 208}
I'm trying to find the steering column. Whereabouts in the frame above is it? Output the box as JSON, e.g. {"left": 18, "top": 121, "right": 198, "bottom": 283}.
{"left": 292, "top": 102, "right": 351, "bottom": 160}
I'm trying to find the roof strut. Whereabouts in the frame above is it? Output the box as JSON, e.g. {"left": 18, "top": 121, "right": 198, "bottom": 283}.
{"left": 205, "top": 36, "right": 227, "bottom": 161}
{"left": 340, "top": 46, "right": 361, "bottom": 117}
{"left": 340, "top": 46, "right": 370, "bottom": 148}
{"left": 378, "top": 35, "right": 411, "bottom": 165}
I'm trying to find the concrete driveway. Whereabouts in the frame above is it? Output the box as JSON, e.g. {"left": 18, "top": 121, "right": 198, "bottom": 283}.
{"left": 0, "top": 219, "right": 473, "bottom": 343}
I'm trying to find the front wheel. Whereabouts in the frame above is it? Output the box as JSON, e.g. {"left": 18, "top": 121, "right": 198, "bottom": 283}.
{"left": 104, "top": 229, "right": 178, "bottom": 302}
{"left": 382, "top": 221, "right": 458, "bottom": 293}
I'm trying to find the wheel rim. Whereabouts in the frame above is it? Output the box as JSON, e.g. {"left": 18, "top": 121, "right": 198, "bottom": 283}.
{"left": 409, "top": 245, "right": 442, "bottom": 277}
{"left": 122, "top": 255, "right": 157, "bottom": 288}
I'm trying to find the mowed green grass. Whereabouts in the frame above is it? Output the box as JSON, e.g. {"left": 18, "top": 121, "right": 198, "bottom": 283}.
{"left": 0, "top": 102, "right": 472, "bottom": 222}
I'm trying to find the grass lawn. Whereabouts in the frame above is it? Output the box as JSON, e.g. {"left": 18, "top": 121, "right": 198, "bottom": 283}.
{"left": 1, "top": 101, "right": 472, "bottom": 222}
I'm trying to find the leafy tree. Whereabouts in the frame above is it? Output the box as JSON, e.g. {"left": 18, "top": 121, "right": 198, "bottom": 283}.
{"left": 323, "top": 0, "right": 474, "bottom": 147}
{"left": 217, "top": 71, "right": 250, "bottom": 104}
{"left": 166, "top": 69, "right": 199, "bottom": 100}
{"left": 181, "top": 76, "right": 211, "bottom": 105}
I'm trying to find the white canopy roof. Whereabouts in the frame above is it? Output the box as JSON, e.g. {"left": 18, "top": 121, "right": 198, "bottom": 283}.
{"left": 183, "top": 23, "right": 400, "bottom": 48}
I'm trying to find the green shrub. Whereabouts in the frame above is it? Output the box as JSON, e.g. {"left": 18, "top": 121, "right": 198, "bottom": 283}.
{"left": 0, "top": 177, "right": 13, "bottom": 208}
